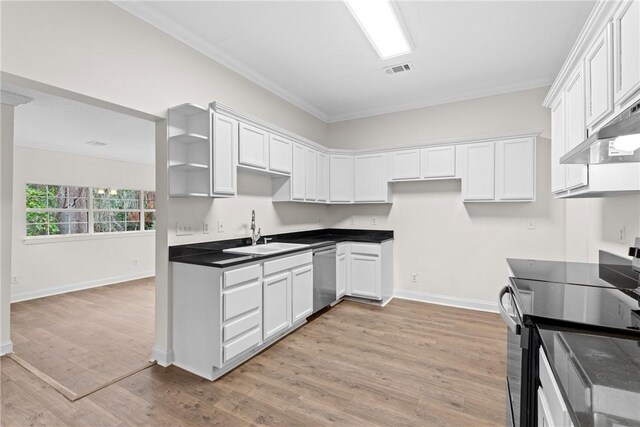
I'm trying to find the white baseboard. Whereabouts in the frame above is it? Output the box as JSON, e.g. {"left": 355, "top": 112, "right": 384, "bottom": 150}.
{"left": 394, "top": 289, "right": 498, "bottom": 313}
{"left": 0, "top": 340, "right": 14, "bottom": 356}
{"left": 152, "top": 345, "right": 174, "bottom": 367}
{"left": 10, "top": 271, "right": 155, "bottom": 303}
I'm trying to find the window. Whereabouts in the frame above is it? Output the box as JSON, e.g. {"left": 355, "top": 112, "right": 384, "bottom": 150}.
{"left": 25, "top": 183, "right": 155, "bottom": 237}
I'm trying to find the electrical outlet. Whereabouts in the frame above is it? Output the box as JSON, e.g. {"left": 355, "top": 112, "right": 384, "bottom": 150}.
{"left": 11, "top": 275, "right": 18, "bottom": 284}
{"left": 176, "top": 222, "right": 193, "bottom": 236}
{"left": 619, "top": 226, "right": 626, "bottom": 243}
{"left": 132, "top": 259, "right": 138, "bottom": 267}
{"left": 372, "top": 217, "right": 377, "bottom": 226}
{"left": 526, "top": 219, "right": 535, "bottom": 230}
{"left": 203, "top": 222, "right": 209, "bottom": 234}
{"left": 217, "top": 220, "right": 224, "bottom": 233}
{"left": 411, "top": 273, "right": 418, "bottom": 282}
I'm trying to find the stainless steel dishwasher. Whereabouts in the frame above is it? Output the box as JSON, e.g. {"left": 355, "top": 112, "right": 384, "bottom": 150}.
{"left": 312, "top": 244, "right": 337, "bottom": 313}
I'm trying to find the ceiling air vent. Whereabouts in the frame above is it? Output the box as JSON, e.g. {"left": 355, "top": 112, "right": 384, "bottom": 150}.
{"left": 385, "top": 63, "right": 413, "bottom": 75}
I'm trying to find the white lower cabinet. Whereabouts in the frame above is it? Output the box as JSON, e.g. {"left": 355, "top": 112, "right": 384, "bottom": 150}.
{"left": 262, "top": 272, "right": 291, "bottom": 340}
{"left": 538, "top": 348, "right": 573, "bottom": 427}
{"left": 349, "top": 246, "right": 381, "bottom": 299}
{"left": 341, "top": 241, "right": 393, "bottom": 301}
{"left": 336, "top": 243, "right": 349, "bottom": 298}
{"left": 291, "top": 265, "right": 313, "bottom": 322}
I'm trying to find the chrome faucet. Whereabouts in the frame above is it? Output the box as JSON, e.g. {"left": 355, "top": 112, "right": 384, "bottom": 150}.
{"left": 250, "top": 210, "right": 261, "bottom": 246}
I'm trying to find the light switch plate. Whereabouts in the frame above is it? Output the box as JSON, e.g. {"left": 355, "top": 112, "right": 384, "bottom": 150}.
{"left": 176, "top": 222, "right": 193, "bottom": 236}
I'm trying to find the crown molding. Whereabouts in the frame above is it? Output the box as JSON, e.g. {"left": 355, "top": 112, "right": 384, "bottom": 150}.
{"left": 111, "top": 1, "right": 331, "bottom": 123}
{"left": 1, "top": 90, "right": 33, "bottom": 107}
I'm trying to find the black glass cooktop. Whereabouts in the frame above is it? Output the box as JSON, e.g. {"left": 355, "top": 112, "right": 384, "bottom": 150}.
{"left": 508, "top": 251, "right": 640, "bottom": 290}
{"left": 511, "top": 278, "right": 640, "bottom": 335}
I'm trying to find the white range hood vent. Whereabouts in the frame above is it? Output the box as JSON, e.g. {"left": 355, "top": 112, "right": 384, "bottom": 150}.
{"left": 561, "top": 101, "right": 640, "bottom": 165}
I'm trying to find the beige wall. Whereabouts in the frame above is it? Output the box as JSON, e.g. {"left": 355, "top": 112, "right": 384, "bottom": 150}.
{"left": 10, "top": 147, "right": 156, "bottom": 301}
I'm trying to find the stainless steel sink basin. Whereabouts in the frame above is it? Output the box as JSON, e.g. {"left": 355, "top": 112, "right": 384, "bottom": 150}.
{"left": 223, "top": 242, "right": 309, "bottom": 256}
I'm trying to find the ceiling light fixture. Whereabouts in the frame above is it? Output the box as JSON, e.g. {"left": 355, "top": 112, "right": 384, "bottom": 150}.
{"left": 344, "top": 0, "right": 411, "bottom": 60}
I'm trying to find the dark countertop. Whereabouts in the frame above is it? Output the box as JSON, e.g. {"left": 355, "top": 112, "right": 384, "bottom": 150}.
{"left": 169, "top": 228, "right": 393, "bottom": 268}
{"left": 538, "top": 326, "right": 640, "bottom": 427}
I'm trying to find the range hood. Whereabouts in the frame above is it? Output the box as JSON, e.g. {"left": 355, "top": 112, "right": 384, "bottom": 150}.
{"left": 561, "top": 100, "right": 640, "bottom": 165}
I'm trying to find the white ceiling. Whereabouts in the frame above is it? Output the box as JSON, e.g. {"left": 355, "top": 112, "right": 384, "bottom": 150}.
{"left": 116, "top": 0, "right": 595, "bottom": 123}
{"left": 5, "top": 84, "right": 155, "bottom": 164}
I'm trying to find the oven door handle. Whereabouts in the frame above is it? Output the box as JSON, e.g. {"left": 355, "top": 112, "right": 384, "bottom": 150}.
{"left": 498, "top": 286, "right": 521, "bottom": 335}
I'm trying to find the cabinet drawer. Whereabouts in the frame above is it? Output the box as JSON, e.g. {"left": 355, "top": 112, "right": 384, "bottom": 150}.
{"left": 223, "top": 310, "right": 261, "bottom": 343}
{"left": 223, "top": 281, "right": 261, "bottom": 321}
{"left": 223, "top": 327, "right": 261, "bottom": 363}
{"left": 539, "top": 347, "right": 569, "bottom": 427}
{"left": 224, "top": 264, "right": 261, "bottom": 288}
{"left": 349, "top": 243, "right": 380, "bottom": 257}
{"left": 263, "top": 252, "right": 312, "bottom": 276}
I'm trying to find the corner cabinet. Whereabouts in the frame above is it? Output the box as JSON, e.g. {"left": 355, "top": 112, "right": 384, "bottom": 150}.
{"left": 329, "top": 154, "right": 354, "bottom": 203}
{"left": 460, "top": 139, "right": 535, "bottom": 202}
{"left": 339, "top": 240, "right": 393, "bottom": 302}
{"left": 168, "top": 104, "right": 237, "bottom": 198}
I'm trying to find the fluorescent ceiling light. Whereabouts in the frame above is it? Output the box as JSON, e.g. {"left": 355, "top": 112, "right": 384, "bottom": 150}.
{"left": 612, "top": 134, "right": 640, "bottom": 153}
{"left": 344, "top": 0, "right": 411, "bottom": 60}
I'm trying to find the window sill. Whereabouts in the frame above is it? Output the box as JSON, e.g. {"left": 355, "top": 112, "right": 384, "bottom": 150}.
{"left": 23, "top": 230, "right": 155, "bottom": 245}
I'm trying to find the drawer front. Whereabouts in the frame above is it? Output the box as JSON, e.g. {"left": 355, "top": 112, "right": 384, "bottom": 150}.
{"left": 539, "top": 348, "right": 569, "bottom": 427}
{"left": 349, "top": 243, "right": 380, "bottom": 257}
{"left": 223, "top": 327, "right": 261, "bottom": 363}
{"left": 223, "top": 281, "right": 261, "bottom": 321}
{"left": 263, "top": 252, "right": 312, "bottom": 276}
{"left": 224, "top": 264, "right": 261, "bottom": 289}
{"left": 223, "top": 310, "right": 261, "bottom": 343}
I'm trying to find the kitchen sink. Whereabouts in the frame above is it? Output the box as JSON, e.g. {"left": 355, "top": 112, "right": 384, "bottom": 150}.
{"left": 223, "top": 242, "right": 309, "bottom": 256}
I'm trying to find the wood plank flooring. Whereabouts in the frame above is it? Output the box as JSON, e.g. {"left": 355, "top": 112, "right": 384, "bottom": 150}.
{"left": 9, "top": 278, "right": 155, "bottom": 396}
{"left": 2, "top": 283, "right": 506, "bottom": 427}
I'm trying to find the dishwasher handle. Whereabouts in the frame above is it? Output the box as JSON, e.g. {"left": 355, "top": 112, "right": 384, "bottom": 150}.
{"left": 499, "top": 286, "right": 521, "bottom": 335}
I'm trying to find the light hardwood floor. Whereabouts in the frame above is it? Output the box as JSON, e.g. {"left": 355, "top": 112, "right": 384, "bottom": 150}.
{"left": 9, "top": 278, "right": 155, "bottom": 395}
{"left": 2, "top": 282, "right": 506, "bottom": 427}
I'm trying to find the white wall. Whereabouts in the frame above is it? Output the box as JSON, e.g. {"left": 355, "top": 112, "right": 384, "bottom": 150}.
{"left": 326, "top": 87, "right": 567, "bottom": 308}
{"left": 10, "top": 147, "right": 155, "bottom": 301}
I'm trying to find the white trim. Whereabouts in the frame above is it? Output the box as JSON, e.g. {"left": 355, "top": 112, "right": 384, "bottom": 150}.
{"left": 10, "top": 271, "right": 154, "bottom": 303}
{"left": 111, "top": 1, "right": 330, "bottom": 123}
{"left": 152, "top": 345, "right": 174, "bottom": 367}
{"left": 0, "top": 90, "right": 33, "bottom": 107}
{"left": 394, "top": 289, "right": 498, "bottom": 313}
{"left": 0, "top": 340, "right": 14, "bottom": 356}
{"left": 24, "top": 230, "right": 155, "bottom": 245}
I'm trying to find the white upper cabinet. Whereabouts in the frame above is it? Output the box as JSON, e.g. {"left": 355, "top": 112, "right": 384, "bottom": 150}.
{"left": 291, "top": 143, "right": 306, "bottom": 201}
{"left": 269, "top": 134, "right": 292, "bottom": 174}
{"left": 613, "top": 0, "right": 640, "bottom": 105}
{"left": 584, "top": 23, "right": 614, "bottom": 128}
{"left": 551, "top": 98, "right": 567, "bottom": 193}
{"left": 564, "top": 69, "right": 589, "bottom": 189}
{"left": 421, "top": 146, "right": 456, "bottom": 178}
{"left": 391, "top": 150, "right": 421, "bottom": 180}
{"left": 329, "top": 155, "right": 354, "bottom": 203}
{"left": 460, "top": 142, "right": 495, "bottom": 201}
{"left": 495, "top": 137, "right": 535, "bottom": 201}
{"left": 305, "top": 148, "right": 317, "bottom": 201}
{"left": 238, "top": 122, "right": 269, "bottom": 169}
{"left": 317, "top": 152, "right": 328, "bottom": 202}
{"left": 354, "top": 154, "right": 390, "bottom": 203}
{"left": 211, "top": 113, "right": 238, "bottom": 196}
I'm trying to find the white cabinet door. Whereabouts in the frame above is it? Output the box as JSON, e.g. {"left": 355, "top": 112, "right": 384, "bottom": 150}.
{"left": 329, "top": 155, "right": 353, "bottom": 202}
{"left": 421, "top": 146, "right": 456, "bottom": 178}
{"left": 212, "top": 113, "right": 238, "bottom": 196}
{"left": 551, "top": 98, "right": 567, "bottom": 193}
{"left": 291, "top": 265, "right": 313, "bottom": 323}
{"left": 564, "top": 69, "right": 589, "bottom": 189}
{"left": 613, "top": 0, "right": 640, "bottom": 105}
{"left": 291, "top": 143, "right": 306, "bottom": 201}
{"left": 317, "top": 152, "right": 328, "bottom": 202}
{"left": 269, "top": 134, "right": 292, "bottom": 174}
{"left": 354, "top": 154, "right": 386, "bottom": 202}
{"left": 305, "top": 148, "right": 317, "bottom": 201}
{"left": 336, "top": 249, "right": 348, "bottom": 298}
{"left": 391, "top": 150, "right": 421, "bottom": 180}
{"left": 349, "top": 244, "right": 381, "bottom": 300}
{"left": 263, "top": 272, "right": 291, "bottom": 340}
{"left": 585, "top": 23, "right": 613, "bottom": 128}
{"left": 238, "top": 122, "right": 269, "bottom": 169}
{"left": 495, "top": 138, "right": 535, "bottom": 201}
{"left": 461, "top": 142, "right": 495, "bottom": 201}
